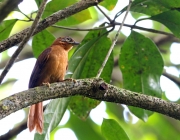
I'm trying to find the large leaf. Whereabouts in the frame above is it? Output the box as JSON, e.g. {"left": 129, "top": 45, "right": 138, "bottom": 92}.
{"left": 101, "top": 119, "right": 130, "bottom": 140}
{"left": 32, "top": 29, "right": 55, "bottom": 58}
{"left": 99, "top": 0, "right": 118, "bottom": 11}
{"left": 41, "top": 0, "right": 91, "bottom": 26}
{"left": 119, "top": 31, "right": 163, "bottom": 121}
{"left": 150, "top": 10, "right": 180, "bottom": 38}
{"left": 0, "top": 19, "right": 17, "bottom": 41}
{"left": 68, "top": 28, "right": 113, "bottom": 119}
{"left": 123, "top": 0, "right": 180, "bottom": 17}
{"left": 130, "top": 0, "right": 168, "bottom": 16}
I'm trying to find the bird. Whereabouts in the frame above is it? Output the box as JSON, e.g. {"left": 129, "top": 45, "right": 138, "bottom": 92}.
{"left": 27, "top": 36, "right": 79, "bottom": 134}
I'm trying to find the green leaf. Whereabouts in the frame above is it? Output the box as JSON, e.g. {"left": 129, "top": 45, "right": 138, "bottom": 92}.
{"left": 68, "top": 28, "right": 113, "bottom": 119}
{"left": 0, "top": 19, "right": 17, "bottom": 41}
{"left": 99, "top": 0, "right": 118, "bottom": 11}
{"left": 150, "top": 10, "right": 180, "bottom": 38}
{"left": 67, "top": 38, "right": 99, "bottom": 78}
{"left": 69, "top": 96, "right": 100, "bottom": 120}
{"left": 119, "top": 31, "right": 163, "bottom": 120}
{"left": 153, "top": 0, "right": 180, "bottom": 9}
{"left": 41, "top": 0, "right": 91, "bottom": 26}
{"left": 101, "top": 119, "right": 130, "bottom": 140}
{"left": 56, "top": 11, "right": 91, "bottom": 26}
{"left": 34, "top": 98, "right": 70, "bottom": 140}
{"left": 130, "top": 0, "right": 168, "bottom": 16}
{"left": 32, "top": 29, "right": 55, "bottom": 58}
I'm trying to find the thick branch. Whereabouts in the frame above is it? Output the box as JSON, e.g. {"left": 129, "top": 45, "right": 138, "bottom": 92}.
{"left": 0, "top": 120, "right": 27, "bottom": 140}
{"left": 0, "top": 78, "right": 180, "bottom": 120}
{"left": 0, "top": 0, "right": 101, "bottom": 53}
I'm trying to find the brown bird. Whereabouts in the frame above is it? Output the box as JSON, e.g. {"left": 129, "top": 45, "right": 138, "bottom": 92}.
{"left": 27, "top": 37, "right": 79, "bottom": 134}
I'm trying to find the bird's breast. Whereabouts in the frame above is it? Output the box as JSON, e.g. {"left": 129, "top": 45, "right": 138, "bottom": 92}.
{"left": 49, "top": 47, "right": 68, "bottom": 82}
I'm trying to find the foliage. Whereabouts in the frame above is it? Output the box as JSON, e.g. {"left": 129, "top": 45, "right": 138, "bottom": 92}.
{"left": 0, "top": 0, "right": 180, "bottom": 140}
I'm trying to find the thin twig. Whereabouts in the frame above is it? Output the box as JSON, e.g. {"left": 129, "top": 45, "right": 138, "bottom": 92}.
{"left": 96, "top": 0, "right": 132, "bottom": 78}
{"left": 115, "top": 22, "right": 174, "bottom": 36}
{"left": 163, "top": 70, "right": 180, "bottom": 86}
{"left": 0, "top": 0, "right": 48, "bottom": 84}
{"left": 52, "top": 24, "right": 112, "bottom": 31}
{"left": 52, "top": 23, "right": 173, "bottom": 36}
{"left": 52, "top": 23, "right": 174, "bottom": 36}
{"left": 133, "top": 17, "right": 151, "bottom": 27}
{"left": 96, "top": 5, "right": 112, "bottom": 22}
{"left": 18, "top": 10, "right": 34, "bottom": 21}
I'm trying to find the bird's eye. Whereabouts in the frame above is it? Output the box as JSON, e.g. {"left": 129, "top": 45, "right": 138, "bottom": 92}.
{"left": 66, "top": 37, "right": 71, "bottom": 42}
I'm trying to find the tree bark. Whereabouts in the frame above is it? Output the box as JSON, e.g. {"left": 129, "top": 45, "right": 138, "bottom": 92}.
{"left": 0, "top": 78, "right": 180, "bottom": 120}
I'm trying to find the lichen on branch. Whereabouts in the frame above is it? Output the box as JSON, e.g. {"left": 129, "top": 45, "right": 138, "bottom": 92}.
{"left": 0, "top": 78, "right": 180, "bottom": 120}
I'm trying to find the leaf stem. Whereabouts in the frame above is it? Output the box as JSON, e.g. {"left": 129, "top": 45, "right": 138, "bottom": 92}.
{"left": 96, "top": 0, "right": 132, "bottom": 78}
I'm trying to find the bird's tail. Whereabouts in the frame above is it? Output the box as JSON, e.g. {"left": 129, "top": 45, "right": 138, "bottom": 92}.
{"left": 27, "top": 102, "right": 43, "bottom": 134}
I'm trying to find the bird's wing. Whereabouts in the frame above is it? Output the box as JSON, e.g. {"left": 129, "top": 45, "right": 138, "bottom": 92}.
{"left": 29, "top": 48, "right": 52, "bottom": 88}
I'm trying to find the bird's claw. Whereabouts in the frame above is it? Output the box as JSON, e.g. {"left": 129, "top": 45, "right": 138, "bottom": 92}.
{"left": 42, "top": 82, "right": 50, "bottom": 87}
{"left": 64, "top": 78, "right": 76, "bottom": 83}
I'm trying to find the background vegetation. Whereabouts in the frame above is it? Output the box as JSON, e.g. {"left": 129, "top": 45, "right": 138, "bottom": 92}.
{"left": 0, "top": 0, "right": 180, "bottom": 139}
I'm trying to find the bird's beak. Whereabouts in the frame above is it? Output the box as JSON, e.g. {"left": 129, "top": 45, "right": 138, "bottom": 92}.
{"left": 73, "top": 42, "right": 80, "bottom": 45}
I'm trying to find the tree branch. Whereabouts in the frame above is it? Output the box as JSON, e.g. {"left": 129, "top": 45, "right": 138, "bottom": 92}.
{"left": 0, "top": 105, "right": 46, "bottom": 139}
{"left": 0, "top": 0, "right": 48, "bottom": 84}
{"left": 0, "top": 0, "right": 102, "bottom": 53}
{"left": 0, "top": 120, "right": 27, "bottom": 140}
{"left": 163, "top": 70, "right": 180, "bottom": 86}
{"left": 0, "top": 78, "right": 180, "bottom": 121}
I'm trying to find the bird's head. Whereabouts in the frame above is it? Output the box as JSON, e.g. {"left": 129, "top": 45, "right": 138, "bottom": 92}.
{"left": 52, "top": 37, "right": 79, "bottom": 50}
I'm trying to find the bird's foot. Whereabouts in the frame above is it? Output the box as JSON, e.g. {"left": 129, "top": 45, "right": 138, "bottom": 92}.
{"left": 64, "top": 78, "right": 76, "bottom": 83}
{"left": 42, "top": 82, "right": 50, "bottom": 88}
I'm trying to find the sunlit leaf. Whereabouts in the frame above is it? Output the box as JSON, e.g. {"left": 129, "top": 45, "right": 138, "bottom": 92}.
{"left": 130, "top": 0, "right": 168, "bottom": 16}
{"left": 101, "top": 119, "right": 130, "bottom": 140}
{"left": 100, "top": 0, "right": 118, "bottom": 11}
{"left": 41, "top": 0, "right": 91, "bottom": 26}
{"left": 32, "top": 29, "right": 55, "bottom": 58}
{"left": 119, "top": 31, "right": 163, "bottom": 120}
{"left": 150, "top": 10, "right": 180, "bottom": 38}
{"left": 0, "top": 19, "right": 17, "bottom": 41}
